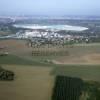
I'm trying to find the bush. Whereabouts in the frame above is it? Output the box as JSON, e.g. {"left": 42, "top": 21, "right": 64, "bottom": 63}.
{"left": 0, "top": 66, "right": 14, "bottom": 81}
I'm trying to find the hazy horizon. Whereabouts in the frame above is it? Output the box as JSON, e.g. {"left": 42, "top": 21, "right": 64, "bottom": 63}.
{"left": 0, "top": 0, "right": 100, "bottom": 16}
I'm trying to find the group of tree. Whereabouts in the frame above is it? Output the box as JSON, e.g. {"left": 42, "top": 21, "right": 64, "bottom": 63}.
{"left": 0, "top": 66, "right": 14, "bottom": 81}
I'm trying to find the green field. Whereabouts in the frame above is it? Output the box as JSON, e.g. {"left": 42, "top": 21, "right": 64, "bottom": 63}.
{"left": 51, "top": 65, "right": 100, "bottom": 82}
{"left": 0, "top": 54, "right": 55, "bottom": 66}
{"left": 0, "top": 54, "right": 100, "bottom": 82}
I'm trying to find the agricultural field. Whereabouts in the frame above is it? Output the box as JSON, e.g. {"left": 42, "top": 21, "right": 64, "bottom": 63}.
{"left": 52, "top": 65, "right": 100, "bottom": 82}
{"left": 0, "top": 39, "right": 100, "bottom": 100}
{"left": 0, "top": 65, "right": 54, "bottom": 100}
{"left": 1, "top": 39, "right": 100, "bottom": 65}
{"left": 0, "top": 31, "right": 11, "bottom": 36}
{"left": 52, "top": 76, "right": 84, "bottom": 100}
{"left": 52, "top": 76, "right": 100, "bottom": 100}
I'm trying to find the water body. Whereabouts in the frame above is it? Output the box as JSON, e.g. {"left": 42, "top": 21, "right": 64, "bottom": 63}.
{"left": 0, "top": 24, "right": 88, "bottom": 39}
{"left": 13, "top": 24, "right": 88, "bottom": 31}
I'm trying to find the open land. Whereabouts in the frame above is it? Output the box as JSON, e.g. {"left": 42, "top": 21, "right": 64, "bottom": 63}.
{"left": 0, "top": 65, "right": 54, "bottom": 100}
{"left": 0, "top": 39, "right": 100, "bottom": 65}
{"left": 0, "top": 39, "right": 100, "bottom": 100}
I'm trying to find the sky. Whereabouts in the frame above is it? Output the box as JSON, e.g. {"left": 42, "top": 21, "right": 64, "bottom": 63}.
{"left": 0, "top": 0, "right": 100, "bottom": 16}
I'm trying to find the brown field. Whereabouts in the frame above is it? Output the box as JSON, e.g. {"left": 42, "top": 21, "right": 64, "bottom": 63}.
{"left": 0, "top": 39, "right": 100, "bottom": 65}
{"left": 0, "top": 39, "right": 32, "bottom": 56}
{"left": 0, "top": 31, "right": 10, "bottom": 35}
{"left": 0, "top": 65, "right": 54, "bottom": 100}
{"left": 53, "top": 53, "right": 100, "bottom": 65}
